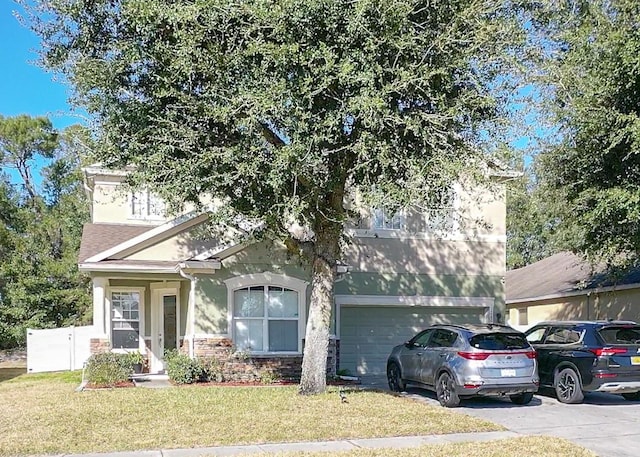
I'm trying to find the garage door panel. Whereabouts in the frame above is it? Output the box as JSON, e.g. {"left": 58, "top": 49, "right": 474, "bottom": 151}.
{"left": 339, "top": 306, "right": 486, "bottom": 376}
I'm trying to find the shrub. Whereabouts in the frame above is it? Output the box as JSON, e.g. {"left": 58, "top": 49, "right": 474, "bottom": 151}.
{"left": 201, "top": 357, "right": 224, "bottom": 383}
{"left": 259, "top": 368, "right": 280, "bottom": 384}
{"left": 85, "top": 353, "right": 132, "bottom": 387}
{"left": 165, "top": 349, "right": 204, "bottom": 384}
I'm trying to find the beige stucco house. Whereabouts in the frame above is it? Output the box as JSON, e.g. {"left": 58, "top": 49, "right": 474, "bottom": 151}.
{"left": 506, "top": 252, "right": 640, "bottom": 332}
{"left": 78, "top": 164, "right": 512, "bottom": 378}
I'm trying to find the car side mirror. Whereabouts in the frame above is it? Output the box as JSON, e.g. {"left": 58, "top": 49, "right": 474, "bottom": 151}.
{"left": 404, "top": 341, "right": 412, "bottom": 348}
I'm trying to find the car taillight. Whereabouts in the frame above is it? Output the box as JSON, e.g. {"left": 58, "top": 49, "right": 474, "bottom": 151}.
{"left": 457, "top": 350, "right": 536, "bottom": 360}
{"left": 594, "top": 373, "right": 618, "bottom": 378}
{"left": 457, "top": 351, "right": 490, "bottom": 360}
{"left": 590, "top": 347, "right": 628, "bottom": 357}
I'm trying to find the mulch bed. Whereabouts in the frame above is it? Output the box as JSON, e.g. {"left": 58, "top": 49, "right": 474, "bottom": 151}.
{"left": 179, "top": 379, "right": 361, "bottom": 387}
{"left": 84, "top": 377, "right": 361, "bottom": 389}
{"left": 0, "top": 348, "right": 27, "bottom": 363}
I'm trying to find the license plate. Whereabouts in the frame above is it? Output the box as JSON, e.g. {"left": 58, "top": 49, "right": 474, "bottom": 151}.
{"left": 631, "top": 356, "right": 640, "bottom": 365}
{"left": 501, "top": 369, "right": 516, "bottom": 377}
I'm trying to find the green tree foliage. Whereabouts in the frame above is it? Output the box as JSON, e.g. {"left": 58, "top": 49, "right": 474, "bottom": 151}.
{"left": 507, "top": 172, "right": 546, "bottom": 270}
{"left": 27, "top": 0, "right": 525, "bottom": 392}
{"left": 0, "top": 115, "right": 57, "bottom": 200}
{"left": 506, "top": 164, "right": 578, "bottom": 270}
{"left": 529, "top": 0, "right": 640, "bottom": 268}
{"left": 0, "top": 119, "right": 91, "bottom": 349}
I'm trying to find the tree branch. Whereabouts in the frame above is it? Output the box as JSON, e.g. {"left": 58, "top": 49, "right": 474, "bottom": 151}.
{"left": 284, "top": 235, "right": 315, "bottom": 260}
{"left": 258, "top": 121, "right": 286, "bottom": 148}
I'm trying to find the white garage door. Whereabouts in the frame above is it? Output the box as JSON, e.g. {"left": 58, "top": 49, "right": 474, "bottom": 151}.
{"left": 339, "top": 306, "right": 487, "bottom": 376}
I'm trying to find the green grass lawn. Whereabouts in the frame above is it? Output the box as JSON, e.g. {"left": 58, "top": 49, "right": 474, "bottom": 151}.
{"left": 0, "top": 369, "right": 503, "bottom": 456}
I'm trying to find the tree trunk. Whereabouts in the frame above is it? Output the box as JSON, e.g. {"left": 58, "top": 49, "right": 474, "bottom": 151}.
{"left": 298, "top": 171, "right": 346, "bottom": 395}
{"left": 299, "top": 253, "right": 336, "bottom": 395}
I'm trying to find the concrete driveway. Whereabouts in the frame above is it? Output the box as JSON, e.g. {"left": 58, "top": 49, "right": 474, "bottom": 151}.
{"left": 361, "top": 377, "right": 640, "bottom": 457}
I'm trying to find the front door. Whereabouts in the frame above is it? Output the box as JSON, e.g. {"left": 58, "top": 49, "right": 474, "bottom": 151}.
{"left": 150, "top": 284, "right": 180, "bottom": 373}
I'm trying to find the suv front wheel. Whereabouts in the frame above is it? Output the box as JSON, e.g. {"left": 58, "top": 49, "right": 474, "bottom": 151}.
{"left": 387, "top": 362, "right": 406, "bottom": 392}
{"left": 554, "top": 367, "right": 584, "bottom": 404}
{"left": 436, "top": 372, "right": 460, "bottom": 407}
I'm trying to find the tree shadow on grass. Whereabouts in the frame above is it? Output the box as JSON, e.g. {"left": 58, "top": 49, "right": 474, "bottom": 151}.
{"left": 0, "top": 366, "right": 26, "bottom": 383}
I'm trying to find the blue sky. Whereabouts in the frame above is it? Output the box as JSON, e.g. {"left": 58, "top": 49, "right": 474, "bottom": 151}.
{"left": 1, "top": 2, "right": 83, "bottom": 131}
{"left": 1, "top": 2, "right": 87, "bottom": 187}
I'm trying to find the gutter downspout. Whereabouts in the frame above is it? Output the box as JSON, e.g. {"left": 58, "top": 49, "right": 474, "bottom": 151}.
{"left": 178, "top": 267, "right": 196, "bottom": 359}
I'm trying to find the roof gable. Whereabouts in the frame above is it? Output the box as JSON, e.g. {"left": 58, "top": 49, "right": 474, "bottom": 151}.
{"left": 78, "top": 210, "right": 258, "bottom": 270}
{"left": 83, "top": 212, "right": 210, "bottom": 263}
{"left": 506, "top": 252, "right": 640, "bottom": 303}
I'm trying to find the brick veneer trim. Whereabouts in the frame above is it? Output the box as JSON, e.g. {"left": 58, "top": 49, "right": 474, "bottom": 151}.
{"left": 192, "top": 337, "right": 338, "bottom": 380}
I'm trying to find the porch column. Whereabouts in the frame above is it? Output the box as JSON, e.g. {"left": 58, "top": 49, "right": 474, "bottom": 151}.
{"left": 92, "top": 277, "right": 108, "bottom": 336}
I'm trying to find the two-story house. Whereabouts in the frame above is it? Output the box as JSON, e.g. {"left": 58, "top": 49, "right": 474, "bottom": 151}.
{"left": 78, "top": 164, "right": 511, "bottom": 378}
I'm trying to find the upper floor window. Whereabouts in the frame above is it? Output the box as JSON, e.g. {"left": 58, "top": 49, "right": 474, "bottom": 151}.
{"left": 130, "top": 190, "right": 166, "bottom": 220}
{"left": 424, "top": 187, "right": 455, "bottom": 232}
{"left": 372, "top": 208, "right": 405, "bottom": 230}
{"left": 368, "top": 187, "right": 455, "bottom": 234}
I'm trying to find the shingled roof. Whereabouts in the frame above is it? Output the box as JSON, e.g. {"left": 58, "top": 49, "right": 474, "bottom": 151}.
{"left": 78, "top": 223, "right": 153, "bottom": 263}
{"left": 506, "top": 252, "right": 640, "bottom": 303}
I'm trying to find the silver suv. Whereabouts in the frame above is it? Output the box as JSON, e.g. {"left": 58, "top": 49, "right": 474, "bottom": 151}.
{"left": 386, "top": 323, "right": 539, "bottom": 407}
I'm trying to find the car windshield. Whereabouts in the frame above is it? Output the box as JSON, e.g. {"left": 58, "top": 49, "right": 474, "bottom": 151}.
{"left": 599, "top": 326, "right": 640, "bottom": 345}
{"left": 469, "top": 333, "right": 529, "bottom": 350}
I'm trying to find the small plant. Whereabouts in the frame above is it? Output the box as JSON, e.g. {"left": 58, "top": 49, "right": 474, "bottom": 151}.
{"left": 164, "top": 349, "right": 204, "bottom": 384}
{"left": 126, "top": 351, "right": 145, "bottom": 373}
{"left": 336, "top": 368, "right": 352, "bottom": 376}
{"left": 259, "top": 368, "right": 280, "bottom": 384}
{"left": 85, "top": 353, "right": 132, "bottom": 387}
{"left": 201, "top": 357, "right": 224, "bottom": 383}
{"left": 127, "top": 351, "right": 144, "bottom": 364}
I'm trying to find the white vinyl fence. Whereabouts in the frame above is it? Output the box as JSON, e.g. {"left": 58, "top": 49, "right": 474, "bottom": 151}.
{"left": 27, "top": 326, "right": 98, "bottom": 373}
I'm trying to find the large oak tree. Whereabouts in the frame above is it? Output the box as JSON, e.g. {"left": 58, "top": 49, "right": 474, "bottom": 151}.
{"left": 26, "top": 0, "right": 525, "bottom": 393}
{"left": 530, "top": 0, "right": 640, "bottom": 269}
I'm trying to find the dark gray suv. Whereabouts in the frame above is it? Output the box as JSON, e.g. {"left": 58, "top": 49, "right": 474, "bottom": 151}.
{"left": 525, "top": 320, "right": 640, "bottom": 403}
{"left": 387, "top": 323, "right": 539, "bottom": 407}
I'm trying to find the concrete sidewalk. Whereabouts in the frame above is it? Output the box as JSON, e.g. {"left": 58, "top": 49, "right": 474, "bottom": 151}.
{"left": 60, "top": 431, "right": 521, "bottom": 457}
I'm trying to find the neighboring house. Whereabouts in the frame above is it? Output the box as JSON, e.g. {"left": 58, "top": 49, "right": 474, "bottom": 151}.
{"left": 76, "top": 164, "right": 512, "bottom": 377}
{"left": 506, "top": 252, "right": 640, "bottom": 332}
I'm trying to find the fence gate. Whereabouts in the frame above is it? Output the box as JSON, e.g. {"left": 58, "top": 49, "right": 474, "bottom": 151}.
{"left": 27, "top": 326, "right": 97, "bottom": 373}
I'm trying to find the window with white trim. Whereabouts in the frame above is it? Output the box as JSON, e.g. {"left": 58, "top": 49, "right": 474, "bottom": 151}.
{"left": 111, "top": 291, "right": 140, "bottom": 349}
{"left": 371, "top": 207, "right": 405, "bottom": 230}
{"left": 130, "top": 190, "right": 166, "bottom": 219}
{"left": 424, "top": 187, "right": 455, "bottom": 232}
{"left": 233, "top": 286, "right": 299, "bottom": 352}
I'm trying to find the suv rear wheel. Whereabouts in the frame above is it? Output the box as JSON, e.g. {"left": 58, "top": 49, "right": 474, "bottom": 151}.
{"left": 387, "top": 362, "right": 406, "bottom": 392}
{"left": 555, "top": 367, "right": 584, "bottom": 404}
{"left": 509, "top": 392, "right": 534, "bottom": 405}
{"left": 436, "top": 372, "right": 460, "bottom": 407}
